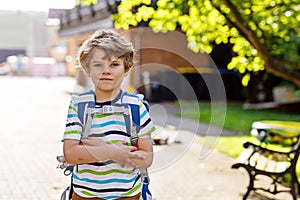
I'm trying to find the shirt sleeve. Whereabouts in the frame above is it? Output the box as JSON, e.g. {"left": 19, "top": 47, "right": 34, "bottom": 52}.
{"left": 138, "top": 101, "right": 156, "bottom": 137}
{"left": 63, "top": 95, "right": 82, "bottom": 141}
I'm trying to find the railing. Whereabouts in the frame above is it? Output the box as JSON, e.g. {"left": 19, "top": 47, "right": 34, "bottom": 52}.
{"left": 59, "top": 0, "right": 116, "bottom": 30}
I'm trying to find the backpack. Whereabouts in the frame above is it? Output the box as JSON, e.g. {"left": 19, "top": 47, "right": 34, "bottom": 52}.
{"left": 57, "top": 90, "right": 152, "bottom": 200}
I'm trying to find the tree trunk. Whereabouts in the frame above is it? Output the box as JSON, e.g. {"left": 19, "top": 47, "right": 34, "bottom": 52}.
{"left": 265, "top": 58, "right": 300, "bottom": 88}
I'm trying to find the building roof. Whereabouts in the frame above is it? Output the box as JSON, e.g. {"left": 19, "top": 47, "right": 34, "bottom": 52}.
{"left": 57, "top": 2, "right": 113, "bottom": 37}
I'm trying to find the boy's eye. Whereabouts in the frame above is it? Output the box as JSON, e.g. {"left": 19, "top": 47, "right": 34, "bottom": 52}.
{"left": 111, "top": 62, "right": 120, "bottom": 67}
{"left": 94, "top": 63, "right": 103, "bottom": 67}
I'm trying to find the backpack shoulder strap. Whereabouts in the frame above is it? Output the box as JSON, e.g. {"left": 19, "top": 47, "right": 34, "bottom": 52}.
{"left": 121, "top": 92, "right": 140, "bottom": 146}
{"left": 121, "top": 92, "right": 149, "bottom": 126}
{"left": 121, "top": 92, "right": 152, "bottom": 197}
{"left": 121, "top": 92, "right": 140, "bottom": 126}
{"left": 121, "top": 92, "right": 150, "bottom": 146}
{"left": 75, "top": 90, "right": 95, "bottom": 124}
{"left": 75, "top": 90, "right": 95, "bottom": 139}
{"left": 121, "top": 92, "right": 152, "bottom": 194}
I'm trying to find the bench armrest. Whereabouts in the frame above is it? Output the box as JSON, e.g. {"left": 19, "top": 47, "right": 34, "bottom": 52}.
{"left": 243, "top": 141, "right": 291, "bottom": 155}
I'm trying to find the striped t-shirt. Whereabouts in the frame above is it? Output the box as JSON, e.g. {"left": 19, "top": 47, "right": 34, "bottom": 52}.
{"left": 63, "top": 91, "right": 156, "bottom": 199}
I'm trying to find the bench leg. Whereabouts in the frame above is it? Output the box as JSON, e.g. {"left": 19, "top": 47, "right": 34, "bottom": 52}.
{"left": 296, "top": 174, "right": 300, "bottom": 195}
{"left": 290, "top": 173, "right": 299, "bottom": 200}
{"left": 298, "top": 180, "right": 300, "bottom": 195}
{"left": 243, "top": 170, "right": 255, "bottom": 200}
{"left": 290, "top": 183, "right": 297, "bottom": 200}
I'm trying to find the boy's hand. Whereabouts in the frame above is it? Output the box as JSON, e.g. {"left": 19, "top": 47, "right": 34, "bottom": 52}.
{"left": 110, "top": 141, "right": 145, "bottom": 168}
{"left": 111, "top": 141, "right": 145, "bottom": 168}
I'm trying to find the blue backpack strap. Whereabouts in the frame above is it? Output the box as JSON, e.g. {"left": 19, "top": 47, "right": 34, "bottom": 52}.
{"left": 121, "top": 92, "right": 153, "bottom": 199}
{"left": 121, "top": 91, "right": 140, "bottom": 146}
{"left": 121, "top": 92, "right": 149, "bottom": 127}
{"left": 121, "top": 91, "right": 140, "bottom": 124}
{"left": 141, "top": 171, "right": 152, "bottom": 200}
{"left": 77, "top": 90, "right": 96, "bottom": 125}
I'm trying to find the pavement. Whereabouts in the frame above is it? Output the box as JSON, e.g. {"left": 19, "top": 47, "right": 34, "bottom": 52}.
{"left": 0, "top": 76, "right": 297, "bottom": 200}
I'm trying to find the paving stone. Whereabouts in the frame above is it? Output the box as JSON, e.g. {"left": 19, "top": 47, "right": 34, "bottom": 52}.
{"left": 0, "top": 76, "right": 297, "bottom": 200}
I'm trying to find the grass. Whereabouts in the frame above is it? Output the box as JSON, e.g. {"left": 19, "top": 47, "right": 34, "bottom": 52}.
{"left": 211, "top": 136, "right": 291, "bottom": 158}
{"left": 213, "top": 136, "right": 300, "bottom": 184}
{"left": 177, "top": 101, "right": 300, "bottom": 181}
{"left": 177, "top": 101, "right": 300, "bottom": 134}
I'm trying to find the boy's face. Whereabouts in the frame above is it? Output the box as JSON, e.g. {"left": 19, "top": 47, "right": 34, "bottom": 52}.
{"left": 88, "top": 48, "right": 127, "bottom": 94}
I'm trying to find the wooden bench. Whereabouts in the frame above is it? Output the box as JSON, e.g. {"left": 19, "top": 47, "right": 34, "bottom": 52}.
{"left": 232, "top": 121, "right": 300, "bottom": 200}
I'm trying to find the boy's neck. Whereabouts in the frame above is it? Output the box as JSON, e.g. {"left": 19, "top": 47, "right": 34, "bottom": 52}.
{"left": 95, "top": 89, "right": 121, "bottom": 103}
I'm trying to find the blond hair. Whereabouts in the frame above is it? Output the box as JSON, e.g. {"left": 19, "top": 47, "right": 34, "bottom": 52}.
{"left": 77, "top": 30, "right": 134, "bottom": 74}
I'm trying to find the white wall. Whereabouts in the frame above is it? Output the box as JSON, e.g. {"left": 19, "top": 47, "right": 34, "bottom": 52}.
{"left": 0, "top": 10, "right": 51, "bottom": 58}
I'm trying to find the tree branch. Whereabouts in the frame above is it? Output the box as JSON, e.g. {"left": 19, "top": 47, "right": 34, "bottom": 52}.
{"left": 272, "top": 57, "right": 300, "bottom": 70}
{"left": 221, "top": 0, "right": 269, "bottom": 59}
{"left": 267, "top": 58, "right": 300, "bottom": 87}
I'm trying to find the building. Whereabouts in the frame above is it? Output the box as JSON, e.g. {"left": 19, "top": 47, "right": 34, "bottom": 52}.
{"left": 55, "top": 0, "right": 244, "bottom": 101}
{"left": 0, "top": 10, "right": 51, "bottom": 61}
{"left": 0, "top": 9, "right": 70, "bottom": 76}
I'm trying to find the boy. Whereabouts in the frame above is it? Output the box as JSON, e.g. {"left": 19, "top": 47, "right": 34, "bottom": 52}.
{"left": 63, "top": 30, "right": 155, "bottom": 200}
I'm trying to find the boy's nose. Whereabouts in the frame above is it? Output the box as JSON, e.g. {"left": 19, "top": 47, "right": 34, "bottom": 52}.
{"left": 102, "top": 66, "right": 111, "bottom": 73}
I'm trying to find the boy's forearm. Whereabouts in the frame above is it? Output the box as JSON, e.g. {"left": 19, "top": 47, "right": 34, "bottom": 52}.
{"left": 133, "top": 136, "right": 153, "bottom": 168}
{"left": 64, "top": 138, "right": 149, "bottom": 167}
{"left": 63, "top": 143, "right": 112, "bottom": 164}
{"left": 131, "top": 150, "right": 153, "bottom": 168}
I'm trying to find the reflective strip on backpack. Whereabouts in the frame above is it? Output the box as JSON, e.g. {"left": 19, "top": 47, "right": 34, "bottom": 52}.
{"left": 121, "top": 93, "right": 139, "bottom": 105}
{"left": 73, "top": 93, "right": 95, "bottom": 104}
{"left": 82, "top": 105, "right": 93, "bottom": 139}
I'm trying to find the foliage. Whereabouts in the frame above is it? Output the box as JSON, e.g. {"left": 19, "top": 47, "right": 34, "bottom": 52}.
{"left": 112, "top": 0, "right": 300, "bottom": 87}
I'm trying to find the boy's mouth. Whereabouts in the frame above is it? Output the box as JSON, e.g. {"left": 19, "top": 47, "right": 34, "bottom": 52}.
{"left": 100, "top": 78, "right": 113, "bottom": 81}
